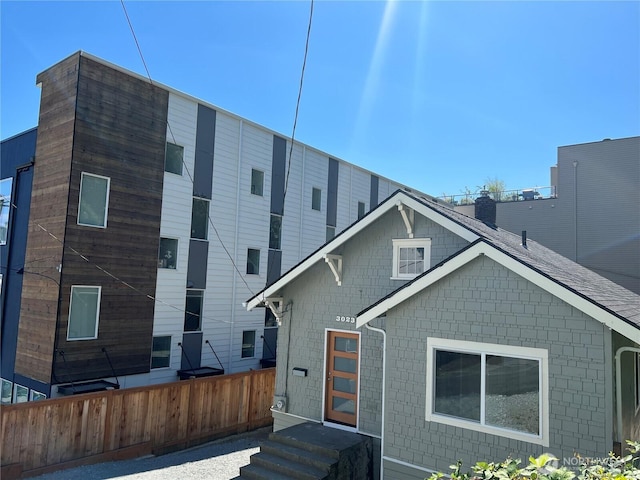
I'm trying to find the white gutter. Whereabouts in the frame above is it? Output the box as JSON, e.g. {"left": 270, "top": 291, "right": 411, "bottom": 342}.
{"left": 365, "top": 323, "right": 386, "bottom": 480}
{"left": 615, "top": 346, "right": 640, "bottom": 443}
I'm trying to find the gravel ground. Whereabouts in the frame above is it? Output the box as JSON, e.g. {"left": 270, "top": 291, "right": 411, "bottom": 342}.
{"left": 30, "top": 427, "right": 271, "bottom": 480}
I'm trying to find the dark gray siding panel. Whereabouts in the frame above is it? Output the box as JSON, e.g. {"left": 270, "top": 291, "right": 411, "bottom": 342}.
{"left": 370, "top": 175, "right": 379, "bottom": 209}
{"left": 266, "top": 249, "right": 282, "bottom": 286}
{"left": 181, "top": 332, "right": 203, "bottom": 370}
{"left": 193, "top": 104, "right": 216, "bottom": 199}
{"left": 327, "top": 158, "right": 339, "bottom": 227}
{"left": 271, "top": 135, "right": 286, "bottom": 216}
{"left": 187, "top": 240, "right": 209, "bottom": 289}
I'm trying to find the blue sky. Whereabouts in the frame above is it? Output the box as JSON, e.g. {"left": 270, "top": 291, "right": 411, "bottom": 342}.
{"left": 1, "top": 1, "right": 638, "bottom": 198}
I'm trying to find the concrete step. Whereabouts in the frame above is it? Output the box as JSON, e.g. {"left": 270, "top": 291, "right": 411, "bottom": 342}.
{"left": 251, "top": 451, "right": 329, "bottom": 480}
{"left": 268, "top": 431, "right": 340, "bottom": 460}
{"left": 236, "top": 462, "right": 300, "bottom": 480}
{"left": 260, "top": 439, "right": 336, "bottom": 472}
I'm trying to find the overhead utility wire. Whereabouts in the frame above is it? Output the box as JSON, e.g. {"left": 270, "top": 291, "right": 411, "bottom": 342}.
{"left": 120, "top": 0, "right": 255, "bottom": 297}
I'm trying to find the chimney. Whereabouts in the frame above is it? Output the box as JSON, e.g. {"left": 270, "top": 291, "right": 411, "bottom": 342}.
{"left": 474, "top": 190, "right": 496, "bottom": 226}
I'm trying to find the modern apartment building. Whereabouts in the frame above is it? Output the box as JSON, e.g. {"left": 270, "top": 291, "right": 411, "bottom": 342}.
{"left": 455, "top": 136, "right": 640, "bottom": 295}
{"left": 0, "top": 51, "right": 429, "bottom": 402}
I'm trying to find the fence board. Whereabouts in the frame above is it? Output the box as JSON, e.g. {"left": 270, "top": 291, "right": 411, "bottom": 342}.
{"left": 0, "top": 368, "right": 274, "bottom": 479}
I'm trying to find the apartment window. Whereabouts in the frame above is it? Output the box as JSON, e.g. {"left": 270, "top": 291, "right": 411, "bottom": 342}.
{"left": 1, "top": 379, "right": 12, "bottom": 404}
{"left": 67, "top": 286, "right": 101, "bottom": 340}
{"left": 392, "top": 238, "right": 431, "bottom": 279}
{"left": 312, "top": 187, "right": 321, "bottom": 211}
{"left": 78, "top": 173, "right": 110, "bottom": 228}
{"left": 165, "top": 142, "right": 184, "bottom": 175}
{"left": 151, "top": 336, "right": 172, "bottom": 368}
{"left": 357, "top": 201, "right": 366, "bottom": 220}
{"left": 13, "top": 384, "right": 28, "bottom": 403}
{"left": 246, "top": 248, "right": 260, "bottom": 275}
{"left": 191, "top": 198, "right": 209, "bottom": 240}
{"left": 184, "top": 290, "right": 204, "bottom": 332}
{"left": 269, "top": 214, "right": 282, "bottom": 250}
{"left": 158, "top": 238, "right": 178, "bottom": 269}
{"left": 426, "top": 338, "right": 548, "bottom": 445}
{"left": 251, "top": 169, "right": 264, "bottom": 196}
{"left": 0, "top": 178, "right": 13, "bottom": 245}
{"left": 242, "top": 330, "right": 256, "bottom": 358}
{"left": 326, "top": 226, "right": 335, "bottom": 242}
{"left": 30, "top": 391, "right": 47, "bottom": 401}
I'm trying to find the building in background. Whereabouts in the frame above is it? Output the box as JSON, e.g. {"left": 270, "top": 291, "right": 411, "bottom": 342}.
{"left": 454, "top": 136, "right": 640, "bottom": 294}
{"left": 0, "top": 51, "right": 430, "bottom": 402}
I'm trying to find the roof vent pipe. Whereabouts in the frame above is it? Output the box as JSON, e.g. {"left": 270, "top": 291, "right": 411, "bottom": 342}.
{"left": 521, "top": 230, "right": 527, "bottom": 248}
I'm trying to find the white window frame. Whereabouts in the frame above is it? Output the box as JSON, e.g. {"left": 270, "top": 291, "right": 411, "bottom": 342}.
{"left": 67, "top": 285, "right": 101, "bottom": 340}
{"left": 30, "top": 390, "right": 47, "bottom": 401}
{"left": 1, "top": 378, "right": 13, "bottom": 404}
{"left": 13, "top": 384, "right": 28, "bottom": 403}
{"left": 391, "top": 238, "right": 431, "bottom": 280}
{"left": 151, "top": 335, "right": 172, "bottom": 369}
{"left": 426, "top": 337, "right": 549, "bottom": 446}
{"left": 78, "top": 172, "right": 110, "bottom": 228}
{"left": 241, "top": 330, "right": 256, "bottom": 358}
{"left": 251, "top": 168, "right": 264, "bottom": 196}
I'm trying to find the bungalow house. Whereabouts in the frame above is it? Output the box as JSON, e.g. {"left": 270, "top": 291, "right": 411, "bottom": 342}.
{"left": 245, "top": 189, "right": 640, "bottom": 479}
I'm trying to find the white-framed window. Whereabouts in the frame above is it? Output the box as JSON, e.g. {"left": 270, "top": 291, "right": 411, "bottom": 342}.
{"left": 191, "top": 198, "right": 209, "bottom": 240}
{"left": 392, "top": 238, "right": 431, "bottom": 279}
{"left": 13, "top": 384, "right": 28, "bottom": 403}
{"left": 30, "top": 390, "right": 47, "bottom": 401}
{"left": 158, "top": 237, "right": 178, "bottom": 269}
{"left": 251, "top": 169, "right": 264, "bottom": 196}
{"left": 184, "top": 290, "right": 204, "bottom": 332}
{"left": 326, "top": 226, "right": 335, "bottom": 242}
{"left": 269, "top": 214, "right": 282, "bottom": 250}
{"left": 246, "top": 248, "right": 260, "bottom": 275}
{"left": 0, "top": 177, "right": 13, "bottom": 245}
{"left": 151, "top": 336, "right": 172, "bottom": 369}
{"left": 165, "top": 142, "right": 184, "bottom": 175}
{"left": 67, "top": 286, "right": 101, "bottom": 340}
{"left": 426, "top": 338, "right": 548, "bottom": 446}
{"left": 312, "top": 187, "right": 322, "bottom": 211}
{"left": 1, "top": 378, "right": 13, "bottom": 404}
{"left": 242, "top": 330, "right": 256, "bottom": 358}
{"left": 357, "top": 201, "right": 366, "bottom": 220}
{"left": 78, "top": 172, "right": 110, "bottom": 228}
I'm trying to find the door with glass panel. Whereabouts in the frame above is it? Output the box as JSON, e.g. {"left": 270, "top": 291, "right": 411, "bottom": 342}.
{"left": 325, "top": 330, "right": 359, "bottom": 426}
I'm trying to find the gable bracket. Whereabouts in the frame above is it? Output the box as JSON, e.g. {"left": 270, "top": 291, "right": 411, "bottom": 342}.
{"left": 324, "top": 254, "right": 343, "bottom": 286}
{"left": 265, "top": 297, "right": 284, "bottom": 326}
{"left": 397, "top": 202, "right": 414, "bottom": 238}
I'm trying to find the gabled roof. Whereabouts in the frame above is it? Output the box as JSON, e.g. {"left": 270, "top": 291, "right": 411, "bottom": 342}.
{"left": 246, "top": 190, "right": 640, "bottom": 342}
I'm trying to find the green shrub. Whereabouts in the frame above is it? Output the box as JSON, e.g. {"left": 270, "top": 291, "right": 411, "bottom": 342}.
{"left": 427, "top": 441, "right": 640, "bottom": 480}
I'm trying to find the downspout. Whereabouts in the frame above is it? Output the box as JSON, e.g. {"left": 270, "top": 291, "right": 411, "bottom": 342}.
{"left": 615, "top": 346, "right": 640, "bottom": 444}
{"left": 365, "top": 323, "right": 386, "bottom": 480}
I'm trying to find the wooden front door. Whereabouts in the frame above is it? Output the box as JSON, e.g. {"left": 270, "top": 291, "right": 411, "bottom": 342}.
{"left": 325, "top": 330, "right": 359, "bottom": 427}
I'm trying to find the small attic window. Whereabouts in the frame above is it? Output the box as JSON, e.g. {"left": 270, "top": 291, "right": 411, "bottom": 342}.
{"left": 391, "top": 238, "right": 431, "bottom": 280}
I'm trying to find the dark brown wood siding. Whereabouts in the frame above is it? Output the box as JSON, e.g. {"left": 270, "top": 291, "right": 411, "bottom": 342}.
{"left": 15, "top": 53, "right": 81, "bottom": 383}
{"left": 51, "top": 55, "right": 168, "bottom": 382}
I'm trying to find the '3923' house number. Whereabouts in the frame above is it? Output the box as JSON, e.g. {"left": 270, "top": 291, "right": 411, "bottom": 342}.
{"left": 336, "top": 315, "right": 356, "bottom": 324}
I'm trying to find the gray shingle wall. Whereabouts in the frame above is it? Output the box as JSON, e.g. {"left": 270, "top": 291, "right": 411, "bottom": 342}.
{"left": 272, "top": 209, "right": 469, "bottom": 435}
{"left": 384, "top": 255, "right": 610, "bottom": 474}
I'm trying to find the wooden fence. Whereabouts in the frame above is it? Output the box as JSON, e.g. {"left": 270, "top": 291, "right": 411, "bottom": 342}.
{"left": 1, "top": 368, "right": 275, "bottom": 479}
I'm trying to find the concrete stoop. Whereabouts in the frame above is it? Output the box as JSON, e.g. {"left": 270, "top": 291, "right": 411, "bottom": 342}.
{"left": 233, "top": 422, "right": 373, "bottom": 480}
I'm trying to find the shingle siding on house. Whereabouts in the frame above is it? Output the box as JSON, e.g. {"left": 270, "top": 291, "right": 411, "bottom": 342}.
{"left": 384, "top": 255, "right": 610, "bottom": 475}
{"left": 273, "top": 209, "right": 472, "bottom": 434}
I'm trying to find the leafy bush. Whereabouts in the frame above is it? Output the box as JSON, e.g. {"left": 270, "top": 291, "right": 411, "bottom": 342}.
{"left": 427, "top": 441, "right": 640, "bottom": 480}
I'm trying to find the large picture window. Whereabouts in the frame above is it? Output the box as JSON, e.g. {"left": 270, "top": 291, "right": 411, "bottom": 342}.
{"left": 426, "top": 338, "right": 548, "bottom": 446}
{"left": 78, "top": 173, "right": 110, "bottom": 228}
{"left": 392, "top": 238, "right": 431, "bottom": 279}
{"left": 67, "top": 286, "right": 101, "bottom": 340}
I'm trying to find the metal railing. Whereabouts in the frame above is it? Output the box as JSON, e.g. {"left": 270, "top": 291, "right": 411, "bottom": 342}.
{"left": 438, "top": 186, "right": 556, "bottom": 206}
